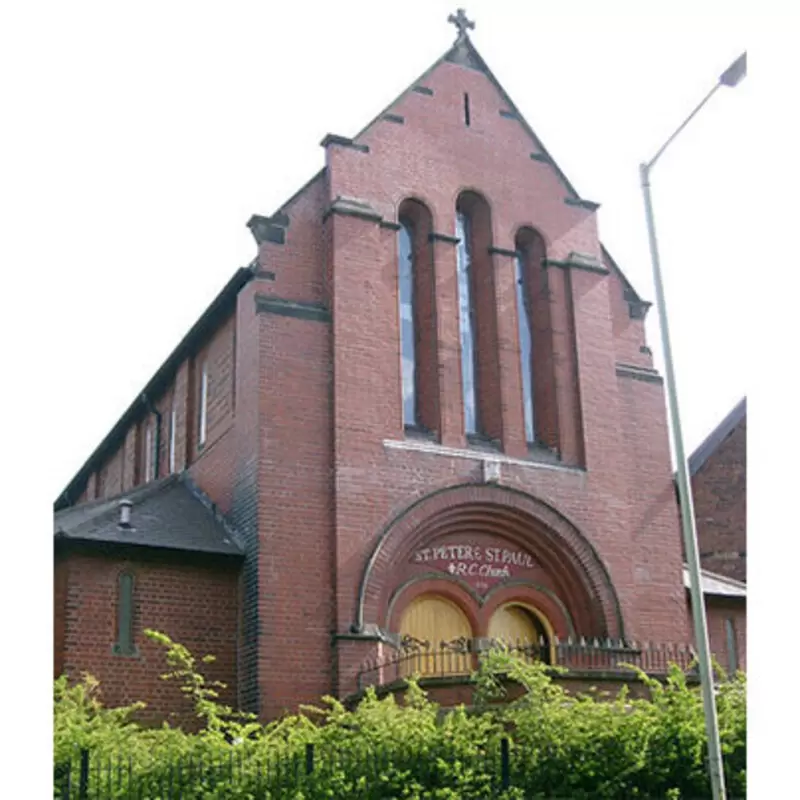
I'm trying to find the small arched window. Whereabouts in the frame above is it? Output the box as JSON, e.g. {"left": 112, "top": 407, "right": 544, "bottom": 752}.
{"left": 397, "top": 199, "right": 437, "bottom": 435}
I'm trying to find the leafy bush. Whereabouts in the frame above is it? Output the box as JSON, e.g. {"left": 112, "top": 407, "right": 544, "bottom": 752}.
{"left": 53, "top": 633, "right": 746, "bottom": 799}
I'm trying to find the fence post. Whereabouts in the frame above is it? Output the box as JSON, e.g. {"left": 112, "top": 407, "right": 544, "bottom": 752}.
{"left": 78, "top": 749, "right": 90, "bottom": 800}
{"left": 500, "top": 737, "right": 510, "bottom": 790}
{"left": 305, "top": 742, "right": 315, "bottom": 775}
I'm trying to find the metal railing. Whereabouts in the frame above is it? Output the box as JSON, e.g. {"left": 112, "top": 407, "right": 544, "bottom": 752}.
{"left": 356, "top": 637, "right": 698, "bottom": 691}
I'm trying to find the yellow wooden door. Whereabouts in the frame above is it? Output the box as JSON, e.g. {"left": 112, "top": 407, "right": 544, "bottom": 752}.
{"left": 488, "top": 604, "right": 550, "bottom": 661}
{"left": 398, "top": 594, "right": 472, "bottom": 677}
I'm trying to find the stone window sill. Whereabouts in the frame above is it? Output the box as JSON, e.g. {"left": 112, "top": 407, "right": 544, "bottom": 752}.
{"left": 383, "top": 438, "right": 585, "bottom": 475}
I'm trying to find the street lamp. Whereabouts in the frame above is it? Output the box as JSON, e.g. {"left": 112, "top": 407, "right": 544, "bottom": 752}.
{"left": 640, "top": 51, "right": 746, "bottom": 800}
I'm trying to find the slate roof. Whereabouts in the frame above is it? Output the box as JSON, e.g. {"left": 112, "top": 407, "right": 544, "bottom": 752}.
{"left": 683, "top": 566, "right": 746, "bottom": 599}
{"left": 54, "top": 473, "right": 245, "bottom": 558}
{"left": 688, "top": 397, "right": 747, "bottom": 476}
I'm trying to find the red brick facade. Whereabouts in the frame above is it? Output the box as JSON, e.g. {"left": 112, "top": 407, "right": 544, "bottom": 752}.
{"left": 54, "top": 29, "right": 744, "bottom": 723}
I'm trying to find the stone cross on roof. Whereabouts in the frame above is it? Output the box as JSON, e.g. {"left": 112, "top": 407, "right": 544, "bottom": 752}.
{"left": 448, "top": 8, "right": 475, "bottom": 41}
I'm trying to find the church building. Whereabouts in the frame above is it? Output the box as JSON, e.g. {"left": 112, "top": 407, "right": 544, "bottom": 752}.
{"left": 53, "top": 11, "right": 745, "bottom": 723}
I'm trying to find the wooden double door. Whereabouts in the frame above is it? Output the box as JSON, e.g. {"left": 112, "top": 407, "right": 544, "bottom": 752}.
{"left": 398, "top": 593, "right": 550, "bottom": 676}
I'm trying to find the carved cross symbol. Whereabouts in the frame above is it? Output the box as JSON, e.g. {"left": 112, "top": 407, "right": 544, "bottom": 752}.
{"left": 448, "top": 8, "right": 475, "bottom": 40}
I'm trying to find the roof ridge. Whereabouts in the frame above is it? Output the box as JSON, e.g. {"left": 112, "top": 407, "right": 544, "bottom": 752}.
{"left": 688, "top": 397, "right": 747, "bottom": 476}
{"left": 54, "top": 268, "right": 256, "bottom": 511}
{"left": 695, "top": 564, "right": 747, "bottom": 589}
{"left": 351, "top": 35, "right": 579, "bottom": 200}
{"left": 683, "top": 564, "right": 747, "bottom": 596}
{"left": 54, "top": 472, "right": 180, "bottom": 519}
{"left": 179, "top": 473, "right": 245, "bottom": 552}
{"left": 345, "top": 31, "right": 645, "bottom": 305}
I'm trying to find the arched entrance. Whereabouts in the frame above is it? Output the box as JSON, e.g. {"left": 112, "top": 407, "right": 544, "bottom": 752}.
{"left": 398, "top": 593, "right": 472, "bottom": 676}
{"left": 356, "top": 484, "right": 625, "bottom": 641}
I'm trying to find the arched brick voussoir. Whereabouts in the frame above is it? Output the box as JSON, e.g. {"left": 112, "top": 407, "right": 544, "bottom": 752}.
{"left": 354, "top": 483, "right": 626, "bottom": 640}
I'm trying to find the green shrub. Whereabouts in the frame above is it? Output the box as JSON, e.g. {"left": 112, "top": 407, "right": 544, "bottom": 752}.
{"left": 53, "top": 633, "right": 746, "bottom": 799}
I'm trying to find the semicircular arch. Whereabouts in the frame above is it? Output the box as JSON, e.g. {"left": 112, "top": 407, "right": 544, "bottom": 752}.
{"left": 354, "top": 483, "right": 625, "bottom": 640}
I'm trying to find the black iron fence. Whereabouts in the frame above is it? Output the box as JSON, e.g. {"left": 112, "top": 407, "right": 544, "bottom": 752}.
{"left": 54, "top": 732, "right": 741, "bottom": 800}
{"left": 55, "top": 739, "right": 514, "bottom": 799}
{"left": 357, "top": 638, "right": 698, "bottom": 690}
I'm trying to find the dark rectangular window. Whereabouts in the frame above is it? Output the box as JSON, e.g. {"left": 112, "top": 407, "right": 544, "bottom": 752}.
{"left": 463, "top": 93, "right": 471, "bottom": 127}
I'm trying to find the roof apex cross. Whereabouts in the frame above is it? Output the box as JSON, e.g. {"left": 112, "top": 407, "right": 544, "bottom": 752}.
{"left": 448, "top": 8, "right": 475, "bottom": 42}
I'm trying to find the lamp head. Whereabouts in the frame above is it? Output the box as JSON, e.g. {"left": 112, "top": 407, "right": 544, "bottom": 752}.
{"left": 720, "top": 52, "right": 747, "bottom": 88}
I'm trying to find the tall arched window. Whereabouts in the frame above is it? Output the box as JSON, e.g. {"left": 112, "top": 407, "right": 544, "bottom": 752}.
{"left": 455, "top": 210, "right": 479, "bottom": 436}
{"left": 514, "top": 227, "right": 558, "bottom": 451}
{"left": 514, "top": 252, "right": 535, "bottom": 444}
{"left": 398, "top": 220, "right": 417, "bottom": 427}
{"left": 397, "top": 199, "right": 437, "bottom": 435}
{"left": 456, "top": 192, "right": 501, "bottom": 442}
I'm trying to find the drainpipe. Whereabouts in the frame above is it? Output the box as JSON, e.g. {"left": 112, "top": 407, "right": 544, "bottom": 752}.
{"left": 140, "top": 392, "right": 162, "bottom": 480}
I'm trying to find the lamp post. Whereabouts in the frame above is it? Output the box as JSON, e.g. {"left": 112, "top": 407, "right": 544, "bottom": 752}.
{"left": 640, "top": 52, "right": 746, "bottom": 800}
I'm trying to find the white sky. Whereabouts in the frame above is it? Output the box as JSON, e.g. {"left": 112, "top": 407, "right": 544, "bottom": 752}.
{"left": 0, "top": 0, "right": 778, "bottom": 497}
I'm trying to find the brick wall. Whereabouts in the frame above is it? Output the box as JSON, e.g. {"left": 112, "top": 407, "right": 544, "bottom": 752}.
{"left": 54, "top": 553, "right": 68, "bottom": 678}
{"left": 59, "top": 550, "right": 240, "bottom": 728}
{"left": 188, "top": 313, "right": 237, "bottom": 513}
{"left": 248, "top": 172, "right": 335, "bottom": 718}
{"left": 691, "top": 417, "right": 746, "bottom": 582}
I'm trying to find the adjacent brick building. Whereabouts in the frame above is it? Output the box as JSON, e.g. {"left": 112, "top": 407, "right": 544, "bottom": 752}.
{"left": 690, "top": 398, "right": 747, "bottom": 584}
{"left": 683, "top": 398, "right": 747, "bottom": 673}
{"left": 53, "top": 14, "right": 746, "bottom": 723}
